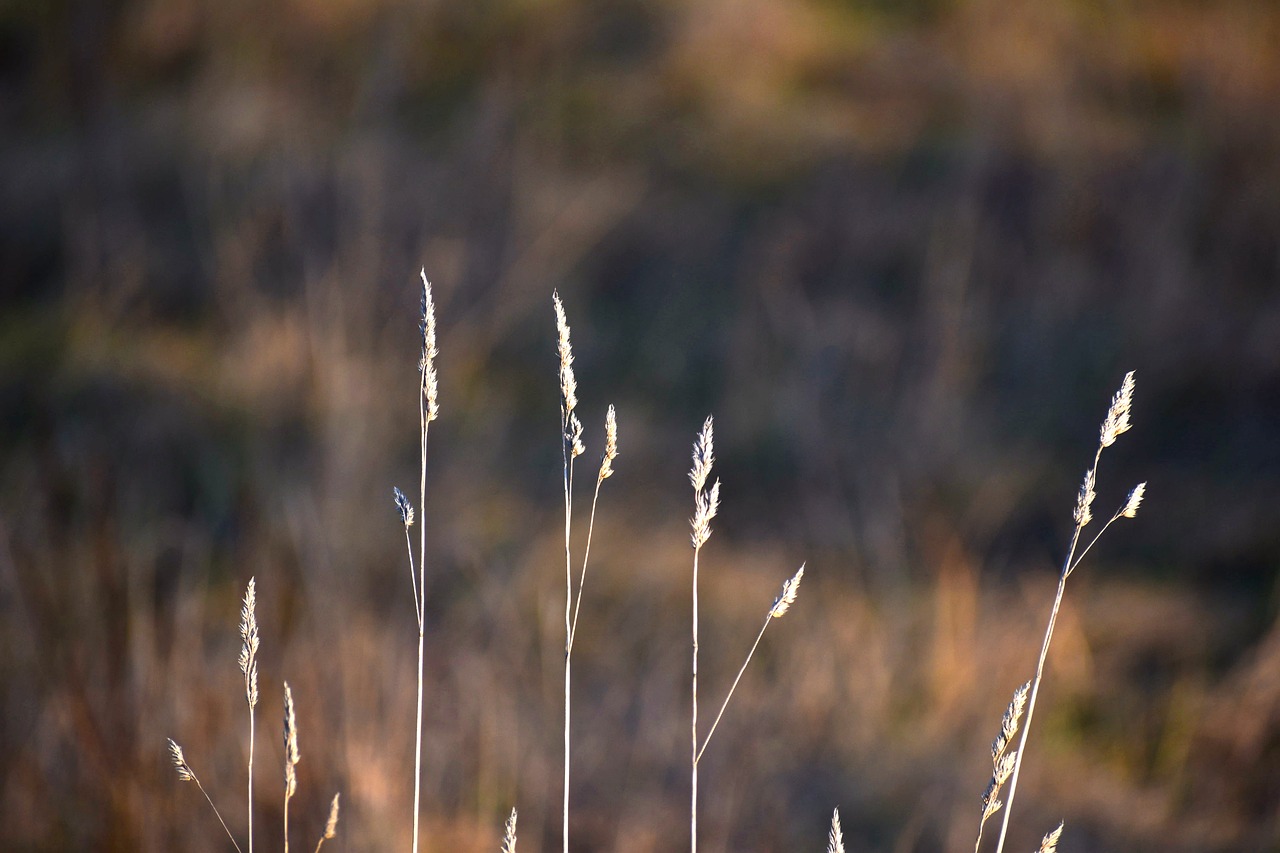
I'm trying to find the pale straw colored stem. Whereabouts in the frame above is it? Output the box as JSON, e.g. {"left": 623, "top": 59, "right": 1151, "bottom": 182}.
{"left": 402, "top": 524, "right": 421, "bottom": 628}
{"left": 691, "top": 543, "right": 701, "bottom": 853}
{"left": 411, "top": 271, "right": 438, "bottom": 853}
{"left": 561, "top": 406, "right": 575, "bottom": 853}
{"left": 992, "top": 521, "right": 1081, "bottom": 853}
{"left": 169, "top": 739, "right": 244, "bottom": 853}
{"left": 568, "top": 473, "right": 605, "bottom": 652}
{"left": 247, "top": 710, "right": 255, "bottom": 853}
{"left": 695, "top": 611, "right": 770, "bottom": 765}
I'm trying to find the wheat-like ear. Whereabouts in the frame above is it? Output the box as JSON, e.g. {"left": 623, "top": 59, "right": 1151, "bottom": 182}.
{"left": 168, "top": 738, "right": 244, "bottom": 853}
{"left": 313, "top": 793, "right": 339, "bottom": 853}
{"left": 282, "top": 682, "right": 300, "bottom": 852}
{"left": 975, "top": 681, "right": 1029, "bottom": 852}
{"left": 500, "top": 808, "right": 518, "bottom": 853}
{"left": 826, "top": 807, "right": 845, "bottom": 853}
{"left": 1035, "top": 822, "right": 1064, "bottom": 853}
{"left": 237, "top": 578, "right": 259, "bottom": 853}
{"left": 993, "top": 373, "right": 1145, "bottom": 853}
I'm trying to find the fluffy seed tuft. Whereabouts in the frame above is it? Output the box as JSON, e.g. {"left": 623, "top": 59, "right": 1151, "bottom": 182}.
{"left": 238, "top": 578, "right": 259, "bottom": 709}
{"left": 500, "top": 808, "right": 518, "bottom": 853}
{"left": 599, "top": 405, "right": 619, "bottom": 480}
{"left": 1100, "top": 371, "right": 1135, "bottom": 447}
{"left": 283, "top": 682, "right": 300, "bottom": 799}
{"left": 827, "top": 807, "right": 845, "bottom": 853}
{"left": 770, "top": 564, "right": 805, "bottom": 618}
{"left": 1122, "top": 482, "right": 1146, "bottom": 518}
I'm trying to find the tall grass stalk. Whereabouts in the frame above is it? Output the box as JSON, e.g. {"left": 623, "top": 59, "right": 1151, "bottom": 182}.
{"left": 553, "top": 292, "right": 618, "bottom": 853}
{"left": 991, "top": 371, "right": 1146, "bottom": 853}
{"left": 688, "top": 415, "right": 719, "bottom": 853}
{"left": 238, "top": 578, "right": 259, "bottom": 853}
{"left": 396, "top": 269, "right": 440, "bottom": 853}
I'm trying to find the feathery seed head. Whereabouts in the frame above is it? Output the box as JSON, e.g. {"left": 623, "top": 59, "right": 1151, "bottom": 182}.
{"left": 238, "top": 578, "right": 259, "bottom": 709}
{"left": 691, "top": 478, "right": 721, "bottom": 548}
{"left": 568, "top": 411, "right": 585, "bottom": 459}
{"left": 168, "top": 738, "right": 195, "bottom": 782}
{"left": 283, "top": 682, "right": 300, "bottom": 799}
{"left": 1037, "top": 822, "right": 1064, "bottom": 853}
{"left": 827, "top": 808, "right": 845, "bottom": 853}
{"left": 992, "top": 680, "right": 1030, "bottom": 760}
{"left": 981, "top": 788, "right": 1002, "bottom": 822}
{"left": 419, "top": 271, "right": 440, "bottom": 421}
{"left": 1100, "top": 371, "right": 1135, "bottom": 447}
{"left": 393, "top": 487, "right": 415, "bottom": 527}
{"left": 501, "top": 808, "right": 518, "bottom": 853}
{"left": 599, "top": 405, "right": 618, "bottom": 480}
{"left": 770, "top": 563, "right": 805, "bottom": 618}
{"left": 1073, "top": 467, "right": 1096, "bottom": 528}
{"left": 323, "top": 793, "right": 340, "bottom": 839}
{"left": 1122, "top": 482, "right": 1146, "bottom": 518}
{"left": 553, "top": 291, "right": 578, "bottom": 414}
{"left": 689, "top": 416, "right": 715, "bottom": 492}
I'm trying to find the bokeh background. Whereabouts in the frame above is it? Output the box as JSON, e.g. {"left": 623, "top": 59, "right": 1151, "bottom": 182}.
{"left": 2, "top": 0, "right": 1279, "bottom": 850}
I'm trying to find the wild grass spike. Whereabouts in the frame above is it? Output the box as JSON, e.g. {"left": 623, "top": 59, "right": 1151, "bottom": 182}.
{"left": 992, "top": 372, "right": 1146, "bottom": 853}
{"left": 1036, "top": 822, "right": 1064, "bottom": 853}
{"left": 827, "top": 807, "right": 845, "bottom": 853}
{"left": 314, "top": 793, "right": 340, "bottom": 853}
{"left": 283, "top": 682, "right": 300, "bottom": 852}
{"left": 975, "top": 681, "right": 1029, "bottom": 852}
{"left": 500, "top": 808, "right": 518, "bottom": 853}
{"left": 168, "top": 738, "right": 244, "bottom": 853}
{"left": 238, "top": 578, "right": 259, "bottom": 853}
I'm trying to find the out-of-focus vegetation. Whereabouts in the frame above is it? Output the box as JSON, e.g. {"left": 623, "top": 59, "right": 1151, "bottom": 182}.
{"left": 1, "top": 0, "right": 1279, "bottom": 850}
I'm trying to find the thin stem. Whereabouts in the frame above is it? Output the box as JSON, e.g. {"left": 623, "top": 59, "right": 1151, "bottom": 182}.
{"left": 691, "top": 544, "right": 701, "bottom": 853}
{"left": 695, "top": 612, "right": 772, "bottom": 765}
{"left": 412, "top": 372, "right": 429, "bottom": 853}
{"left": 568, "top": 473, "right": 606, "bottom": 652}
{"left": 994, "top": 442, "right": 1110, "bottom": 853}
{"left": 1065, "top": 510, "right": 1123, "bottom": 579}
{"left": 562, "top": 405, "right": 575, "bottom": 853}
{"left": 190, "top": 773, "right": 244, "bottom": 853}
{"left": 993, "top": 524, "right": 1085, "bottom": 853}
{"left": 247, "top": 711, "right": 254, "bottom": 853}
{"left": 284, "top": 797, "right": 290, "bottom": 853}
{"left": 402, "top": 525, "right": 422, "bottom": 628}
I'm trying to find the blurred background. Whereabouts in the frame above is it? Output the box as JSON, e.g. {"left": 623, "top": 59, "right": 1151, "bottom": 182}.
{"left": 2, "top": 0, "right": 1279, "bottom": 850}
